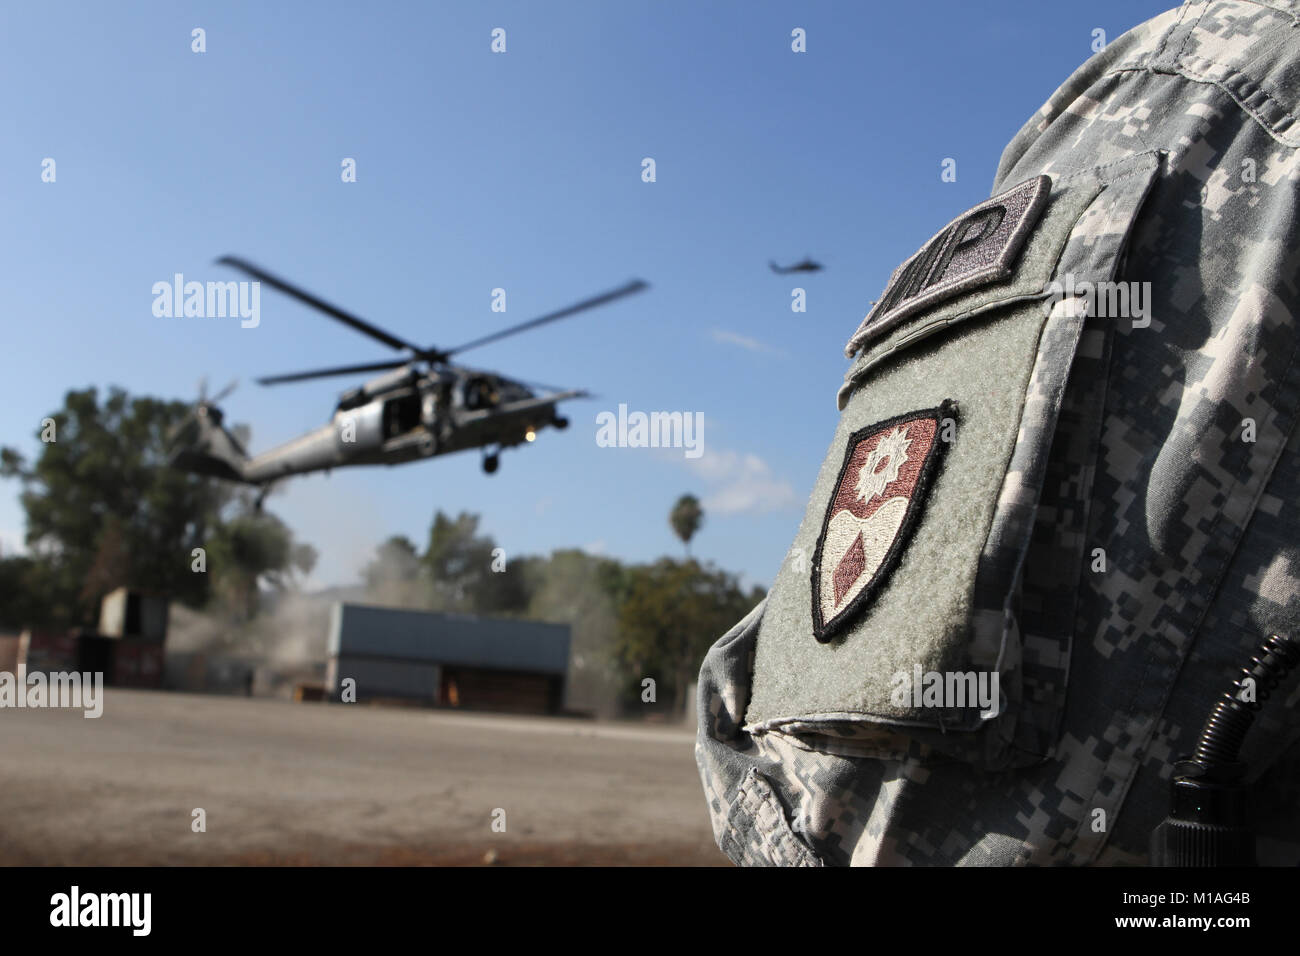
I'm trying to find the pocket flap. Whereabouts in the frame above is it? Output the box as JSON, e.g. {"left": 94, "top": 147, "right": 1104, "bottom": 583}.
{"left": 744, "top": 151, "right": 1163, "bottom": 770}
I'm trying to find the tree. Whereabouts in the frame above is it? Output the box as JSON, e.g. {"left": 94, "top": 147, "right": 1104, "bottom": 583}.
{"left": 205, "top": 512, "right": 318, "bottom": 621}
{"left": 0, "top": 386, "right": 316, "bottom": 630}
{"left": 422, "top": 511, "right": 530, "bottom": 615}
{"left": 669, "top": 494, "right": 704, "bottom": 556}
{"left": 0, "top": 555, "right": 51, "bottom": 632}
{"left": 615, "top": 557, "right": 763, "bottom": 717}
{"left": 524, "top": 548, "right": 628, "bottom": 717}
{"left": 362, "top": 535, "right": 427, "bottom": 608}
{"left": 0, "top": 387, "right": 233, "bottom": 626}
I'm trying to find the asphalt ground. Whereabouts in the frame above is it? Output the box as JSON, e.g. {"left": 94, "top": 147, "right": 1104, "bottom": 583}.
{"left": 0, "top": 688, "right": 727, "bottom": 866}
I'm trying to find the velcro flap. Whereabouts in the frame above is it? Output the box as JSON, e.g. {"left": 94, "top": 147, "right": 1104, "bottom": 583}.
{"left": 745, "top": 152, "right": 1163, "bottom": 769}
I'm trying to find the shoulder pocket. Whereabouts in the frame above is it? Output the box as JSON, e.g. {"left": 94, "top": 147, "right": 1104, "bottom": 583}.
{"left": 743, "top": 151, "right": 1163, "bottom": 770}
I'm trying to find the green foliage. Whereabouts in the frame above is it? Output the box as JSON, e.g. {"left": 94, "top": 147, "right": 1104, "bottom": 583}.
{"left": 0, "top": 555, "right": 54, "bottom": 631}
{"left": 615, "top": 557, "right": 763, "bottom": 716}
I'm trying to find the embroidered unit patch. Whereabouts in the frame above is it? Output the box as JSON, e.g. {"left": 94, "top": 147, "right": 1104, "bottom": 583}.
{"left": 811, "top": 402, "right": 955, "bottom": 643}
{"left": 846, "top": 175, "right": 1050, "bottom": 356}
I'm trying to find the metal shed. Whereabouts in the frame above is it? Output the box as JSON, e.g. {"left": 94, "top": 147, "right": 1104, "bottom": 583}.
{"left": 325, "top": 602, "right": 571, "bottom": 714}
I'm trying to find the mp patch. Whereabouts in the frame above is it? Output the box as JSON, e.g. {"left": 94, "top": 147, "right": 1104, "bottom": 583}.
{"left": 811, "top": 402, "right": 954, "bottom": 643}
{"left": 847, "top": 175, "right": 1050, "bottom": 356}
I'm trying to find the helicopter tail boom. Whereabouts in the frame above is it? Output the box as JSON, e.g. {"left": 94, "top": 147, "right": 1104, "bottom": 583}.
{"left": 167, "top": 404, "right": 256, "bottom": 485}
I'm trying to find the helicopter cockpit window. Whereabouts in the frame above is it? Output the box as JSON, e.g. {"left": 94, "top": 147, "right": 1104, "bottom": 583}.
{"left": 462, "top": 377, "right": 499, "bottom": 411}
{"left": 383, "top": 392, "right": 422, "bottom": 439}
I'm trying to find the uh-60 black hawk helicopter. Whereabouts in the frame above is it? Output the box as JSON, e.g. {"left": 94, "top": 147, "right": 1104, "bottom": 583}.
{"left": 168, "top": 256, "right": 648, "bottom": 498}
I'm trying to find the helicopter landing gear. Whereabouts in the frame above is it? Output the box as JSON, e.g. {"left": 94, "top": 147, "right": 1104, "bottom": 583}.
{"left": 553, "top": 416, "right": 569, "bottom": 430}
{"left": 482, "top": 452, "right": 500, "bottom": 474}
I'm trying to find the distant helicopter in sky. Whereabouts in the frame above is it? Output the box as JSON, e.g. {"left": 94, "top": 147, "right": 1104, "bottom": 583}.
{"left": 769, "top": 257, "right": 824, "bottom": 274}
{"left": 168, "top": 257, "right": 649, "bottom": 499}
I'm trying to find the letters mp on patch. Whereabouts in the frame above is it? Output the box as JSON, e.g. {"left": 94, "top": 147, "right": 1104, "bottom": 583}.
{"left": 846, "top": 175, "right": 1051, "bottom": 356}
{"left": 811, "top": 402, "right": 955, "bottom": 643}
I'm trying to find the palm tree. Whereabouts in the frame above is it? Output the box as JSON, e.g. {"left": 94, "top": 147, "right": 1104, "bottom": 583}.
{"left": 669, "top": 494, "right": 704, "bottom": 557}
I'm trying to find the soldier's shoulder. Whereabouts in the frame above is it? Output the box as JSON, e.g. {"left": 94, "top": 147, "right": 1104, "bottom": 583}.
{"left": 1151, "top": 1, "right": 1300, "bottom": 142}
{"left": 997, "top": 2, "right": 1300, "bottom": 188}
{"left": 1090, "top": 1, "right": 1300, "bottom": 90}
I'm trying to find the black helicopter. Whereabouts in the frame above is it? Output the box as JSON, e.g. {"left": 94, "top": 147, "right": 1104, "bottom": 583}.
{"left": 768, "top": 257, "right": 823, "bottom": 275}
{"left": 168, "top": 257, "right": 648, "bottom": 493}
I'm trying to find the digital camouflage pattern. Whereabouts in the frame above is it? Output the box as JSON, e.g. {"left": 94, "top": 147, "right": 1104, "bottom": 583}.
{"left": 696, "top": 0, "right": 1300, "bottom": 866}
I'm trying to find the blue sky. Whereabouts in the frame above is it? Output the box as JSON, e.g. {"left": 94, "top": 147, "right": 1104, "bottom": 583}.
{"left": 0, "top": 0, "right": 1174, "bottom": 590}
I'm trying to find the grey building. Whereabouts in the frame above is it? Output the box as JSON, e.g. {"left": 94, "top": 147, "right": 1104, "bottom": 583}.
{"left": 326, "top": 602, "right": 571, "bottom": 714}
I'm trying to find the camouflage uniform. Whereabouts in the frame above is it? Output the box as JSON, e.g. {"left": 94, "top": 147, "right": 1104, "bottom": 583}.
{"left": 696, "top": 0, "right": 1300, "bottom": 866}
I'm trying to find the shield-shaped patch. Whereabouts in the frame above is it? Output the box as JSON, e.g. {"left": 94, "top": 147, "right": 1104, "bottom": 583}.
{"left": 811, "top": 401, "right": 955, "bottom": 642}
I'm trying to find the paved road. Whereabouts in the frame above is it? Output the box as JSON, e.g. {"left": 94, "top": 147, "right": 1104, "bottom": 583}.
{"left": 0, "top": 689, "right": 725, "bottom": 866}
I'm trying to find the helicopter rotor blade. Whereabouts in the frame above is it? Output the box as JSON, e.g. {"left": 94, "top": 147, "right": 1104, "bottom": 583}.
{"left": 216, "top": 256, "right": 422, "bottom": 353}
{"left": 209, "top": 379, "right": 239, "bottom": 404}
{"left": 255, "top": 360, "right": 411, "bottom": 386}
{"left": 436, "top": 279, "right": 649, "bottom": 359}
{"left": 169, "top": 378, "right": 210, "bottom": 446}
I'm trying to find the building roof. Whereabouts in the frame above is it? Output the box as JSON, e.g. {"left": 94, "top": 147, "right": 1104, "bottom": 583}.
{"left": 328, "top": 602, "right": 570, "bottom": 675}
